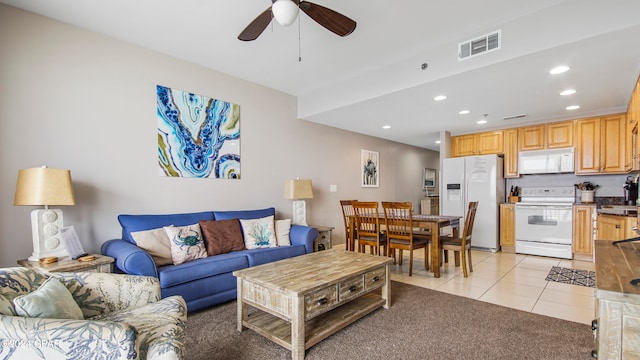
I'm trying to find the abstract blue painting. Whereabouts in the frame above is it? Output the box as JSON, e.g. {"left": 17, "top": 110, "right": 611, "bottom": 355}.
{"left": 157, "top": 85, "right": 240, "bottom": 179}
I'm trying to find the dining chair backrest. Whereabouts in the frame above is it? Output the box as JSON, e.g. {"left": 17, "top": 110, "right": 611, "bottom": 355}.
{"left": 352, "top": 201, "right": 382, "bottom": 237}
{"left": 381, "top": 201, "right": 414, "bottom": 242}
{"left": 340, "top": 200, "right": 357, "bottom": 232}
{"left": 461, "top": 201, "right": 479, "bottom": 247}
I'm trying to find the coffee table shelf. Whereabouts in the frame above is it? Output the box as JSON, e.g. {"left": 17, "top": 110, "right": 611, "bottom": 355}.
{"left": 244, "top": 292, "right": 384, "bottom": 350}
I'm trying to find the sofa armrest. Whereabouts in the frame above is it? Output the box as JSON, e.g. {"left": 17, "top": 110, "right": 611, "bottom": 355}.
{"left": 50, "top": 272, "right": 162, "bottom": 318}
{"left": 289, "top": 225, "right": 319, "bottom": 254}
{"left": 0, "top": 315, "right": 138, "bottom": 359}
{"left": 101, "top": 239, "right": 158, "bottom": 278}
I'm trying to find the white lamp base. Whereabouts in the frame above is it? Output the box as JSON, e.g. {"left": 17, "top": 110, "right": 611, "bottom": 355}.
{"left": 28, "top": 209, "right": 69, "bottom": 261}
{"left": 292, "top": 200, "right": 308, "bottom": 226}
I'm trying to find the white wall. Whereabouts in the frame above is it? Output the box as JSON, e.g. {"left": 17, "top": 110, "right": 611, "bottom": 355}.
{"left": 0, "top": 5, "right": 439, "bottom": 267}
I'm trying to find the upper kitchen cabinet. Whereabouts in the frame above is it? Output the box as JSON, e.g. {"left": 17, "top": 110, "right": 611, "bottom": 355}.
{"left": 451, "top": 131, "right": 503, "bottom": 157}
{"left": 575, "top": 114, "right": 629, "bottom": 174}
{"left": 503, "top": 128, "right": 519, "bottom": 178}
{"left": 518, "top": 125, "right": 545, "bottom": 151}
{"left": 518, "top": 121, "right": 574, "bottom": 151}
{"left": 546, "top": 121, "right": 574, "bottom": 148}
{"left": 627, "top": 76, "right": 640, "bottom": 171}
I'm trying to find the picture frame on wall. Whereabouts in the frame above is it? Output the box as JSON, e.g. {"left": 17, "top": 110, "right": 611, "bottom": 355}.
{"left": 423, "top": 168, "right": 436, "bottom": 189}
{"left": 361, "top": 149, "right": 379, "bottom": 187}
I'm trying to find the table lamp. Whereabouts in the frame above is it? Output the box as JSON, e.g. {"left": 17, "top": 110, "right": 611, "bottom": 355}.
{"left": 283, "top": 178, "right": 313, "bottom": 226}
{"left": 13, "top": 166, "right": 76, "bottom": 261}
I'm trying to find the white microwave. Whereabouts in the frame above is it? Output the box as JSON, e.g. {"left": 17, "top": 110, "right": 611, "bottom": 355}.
{"left": 518, "top": 147, "right": 574, "bottom": 174}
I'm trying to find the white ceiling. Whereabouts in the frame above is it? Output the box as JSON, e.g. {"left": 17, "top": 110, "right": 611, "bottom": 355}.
{"left": 3, "top": 0, "right": 640, "bottom": 151}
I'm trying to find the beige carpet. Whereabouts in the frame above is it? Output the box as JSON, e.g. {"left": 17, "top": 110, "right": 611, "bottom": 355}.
{"left": 185, "top": 281, "right": 593, "bottom": 359}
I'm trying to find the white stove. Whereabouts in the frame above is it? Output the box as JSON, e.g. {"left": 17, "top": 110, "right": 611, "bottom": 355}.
{"left": 515, "top": 187, "right": 575, "bottom": 259}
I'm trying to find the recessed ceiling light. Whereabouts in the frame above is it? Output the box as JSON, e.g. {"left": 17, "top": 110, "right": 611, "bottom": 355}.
{"left": 560, "top": 89, "right": 576, "bottom": 96}
{"left": 477, "top": 119, "right": 487, "bottom": 125}
{"left": 459, "top": 110, "right": 470, "bottom": 115}
{"left": 550, "top": 65, "right": 570, "bottom": 75}
{"left": 566, "top": 105, "right": 580, "bottom": 110}
{"left": 435, "top": 140, "right": 441, "bottom": 144}
{"left": 382, "top": 125, "right": 391, "bottom": 129}
{"left": 433, "top": 95, "right": 447, "bottom": 101}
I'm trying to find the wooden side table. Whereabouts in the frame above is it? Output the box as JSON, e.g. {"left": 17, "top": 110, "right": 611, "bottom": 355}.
{"left": 310, "top": 225, "right": 334, "bottom": 252}
{"left": 17, "top": 254, "right": 114, "bottom": 274}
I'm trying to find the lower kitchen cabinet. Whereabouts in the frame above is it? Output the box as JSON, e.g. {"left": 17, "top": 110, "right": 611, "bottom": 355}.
{"left": 499, "top": 203, "right": 515, "bottom": 253}
{"left": 596, "top": 214, "right": 636, "bottom": 241}
{"left": 572, "top": 205, "right": 595, "bottom": 261}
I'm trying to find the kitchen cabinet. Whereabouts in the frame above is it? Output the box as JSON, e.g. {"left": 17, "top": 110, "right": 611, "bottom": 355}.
{"left": 503, "top": 128, "right": 518, "bottom": 178}
{"left": 628, "top": 76, "right": 640, "bottom": 171}
{"left": 593, "top": 241, "right": 640, "bottom": 360}
{"left": 572, "top": 204, "right": 595, "bottom": 261}
{"left": 518, "top": 125, "right": 545, "bottom": 151}
{"left": 451, "top": 131, "right": 503, "bottom": 157}
{"left": 546, "top": 121, "right": 573, "bottom": 148}
{"left": 575, "top": 114, "right": 629, "bottom": 174}
{"left": 596, "top": 214, "right": 636, "bottom": 241}
{"left": 499, "top": 203, "right": 515, "bottom": 253}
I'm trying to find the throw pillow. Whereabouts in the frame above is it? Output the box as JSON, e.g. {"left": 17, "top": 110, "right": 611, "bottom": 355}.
{"left": 275, "top": 219, "right": 292, "bottom": 246}
{"left": 199, "top": 219, "right": 245, "bottom": 256}
{"left": 131, "top": 227, "right": 173, "bottom": 266}
{"left": 165, "top": 224, "right": 208, "bottom": 265}
{"left": 13, "top": 278, "right": 83, "bottom": 320}
{"left": 0, "top": 295, "right": 15, "bottom": 316}
{"left": 240, "top": 215, "right": 277, "bottom": 249}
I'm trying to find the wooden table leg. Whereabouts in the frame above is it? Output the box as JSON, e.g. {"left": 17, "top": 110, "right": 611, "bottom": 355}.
{"left": 291, "top": 295, "right": 305, "bottom": 360}
{"left": 430, "top": 223, "right": 440, "bottom": 278}
{"left": 236, "top": 279, "right": 247, "bottom": 331}
{"left": 382, "top": 264, "right": 391, "bottom": 309}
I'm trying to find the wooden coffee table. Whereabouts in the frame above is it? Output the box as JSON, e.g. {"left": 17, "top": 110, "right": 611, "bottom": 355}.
{"left": 233, "top": 249, "right": 393, "bottom": 360}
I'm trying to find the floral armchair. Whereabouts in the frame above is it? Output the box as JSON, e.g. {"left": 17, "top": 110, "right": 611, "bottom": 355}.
{"left": 0, "top": 267, "right": 186, "bottom": 359}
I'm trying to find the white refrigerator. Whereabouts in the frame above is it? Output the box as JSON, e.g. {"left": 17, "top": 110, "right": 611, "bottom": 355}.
{"left": 441, "top": 154, "right": 505, "bottom": 251}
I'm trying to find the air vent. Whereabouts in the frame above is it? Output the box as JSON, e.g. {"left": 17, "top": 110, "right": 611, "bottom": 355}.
{"left": 503, "top": 114, "right": 528, "bottom": 120}
{"left": 458, "top": 30, "right": 501, "bottom": 61}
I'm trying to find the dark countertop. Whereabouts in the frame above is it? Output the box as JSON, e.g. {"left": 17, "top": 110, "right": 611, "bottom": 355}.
{"left": 596, "top": 208, "right": 638, "bottom": 217}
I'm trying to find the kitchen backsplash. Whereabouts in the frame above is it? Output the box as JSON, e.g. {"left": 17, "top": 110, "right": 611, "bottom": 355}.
{"left": 505, "top": 173, "right": 637, "bottom": 199}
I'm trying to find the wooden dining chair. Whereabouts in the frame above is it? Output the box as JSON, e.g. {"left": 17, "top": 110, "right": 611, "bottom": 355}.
{"left": 439, "top": 201, "right": 479, "bottom": 277}
{"left": 352, "top": 201, "right": 387, "bottom": 256}
{"left": 382, "top": 201, "right": 430, "bottom": 276}
{"left": 340, "top": 200, "right": 357, "bottom": 251}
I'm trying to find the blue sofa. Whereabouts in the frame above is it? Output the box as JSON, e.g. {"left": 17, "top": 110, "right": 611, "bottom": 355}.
{"left": 101, "top": 207, "right": 318, "bottom": 313}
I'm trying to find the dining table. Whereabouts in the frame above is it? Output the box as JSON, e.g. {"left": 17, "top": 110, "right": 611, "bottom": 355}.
{"left": 347, "top": 213, "right": 461, "bottom": 278}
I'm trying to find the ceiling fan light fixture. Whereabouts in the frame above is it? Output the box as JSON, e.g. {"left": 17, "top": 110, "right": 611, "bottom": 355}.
{"left": 272, "top": 0, "right": 299, "bottom": 26}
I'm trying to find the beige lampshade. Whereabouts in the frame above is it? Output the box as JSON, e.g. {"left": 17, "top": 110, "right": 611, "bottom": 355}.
{"left": 283, "top": 179, "right": 314, "bottom": 200}
{"left": 14, "top": 167, "right": 76, "bottom": 206}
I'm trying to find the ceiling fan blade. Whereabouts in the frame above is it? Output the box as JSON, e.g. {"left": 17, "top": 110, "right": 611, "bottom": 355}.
{"left": 238, "top": 7, "right": 273, "bottom": 41}
{"left": 299, "top": 1, "right": 356, "bottom": 37}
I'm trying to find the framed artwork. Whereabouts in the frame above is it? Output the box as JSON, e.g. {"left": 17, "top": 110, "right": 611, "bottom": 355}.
{"left": 361, "top": 149, "right": 379, "bottom": 187}
{"left": 423, "top": 168, "right": 436, "bottom": 189}
{"left": 157, "top": 85, "right": 240, "bottom": 179}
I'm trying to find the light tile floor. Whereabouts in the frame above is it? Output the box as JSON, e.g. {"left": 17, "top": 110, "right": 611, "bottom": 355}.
{"left": 389, "top": 249, "right": 596, "bottom": 325}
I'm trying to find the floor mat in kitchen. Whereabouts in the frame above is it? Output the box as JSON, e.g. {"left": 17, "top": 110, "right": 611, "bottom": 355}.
{"left": 545, "top": 266, "right": 595, "bottom": 288}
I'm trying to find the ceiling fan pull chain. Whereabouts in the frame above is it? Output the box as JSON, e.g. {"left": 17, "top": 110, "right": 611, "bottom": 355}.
{"left": 298, "top": 11, "right": 302, "bottom": 62}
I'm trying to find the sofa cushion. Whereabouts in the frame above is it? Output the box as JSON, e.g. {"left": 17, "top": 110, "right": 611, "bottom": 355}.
{"left": 275, "top": 219, "right": 292, "bottom": 246}
{"left": 13, "top": 278, "right": 84, "bottom": 320}
{"left": 119, "top": 211, "right": 214, "bottom": 243}
{"left": 241, "top": 245, "right": 306, "bottom": 267}
{"left": 213, "top": 207, "right": 275, "bottom": 221}
{"left": 199, "top": 219, "right": 245, "bottom": 256}
{"left": 131, "top": 227, "right": 173, "bottom": 266}
{"left": 165, "top": 224, "right": 208, "bottom": 265}
{"left": 157, "top": 252, "right": 249, "bottom": 288}
{"left": 240, "top": 216, "right": 277, "bottom": 249}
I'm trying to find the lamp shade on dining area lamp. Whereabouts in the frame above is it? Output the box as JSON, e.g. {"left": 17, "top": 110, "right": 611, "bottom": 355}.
{"left": 13, "top": 166, "right": 76, "bottom": 261}
{"left": 283, "top": 179, "right": 313, "bottom": 226}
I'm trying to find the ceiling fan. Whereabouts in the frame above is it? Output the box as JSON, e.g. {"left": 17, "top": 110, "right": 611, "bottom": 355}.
{"left": 238, "top": 0, "right": 357, "bottom": 41}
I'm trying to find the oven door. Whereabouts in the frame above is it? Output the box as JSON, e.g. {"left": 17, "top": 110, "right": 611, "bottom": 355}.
{"left": 515, "top": 204, "right": 573, "bottom": 244}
